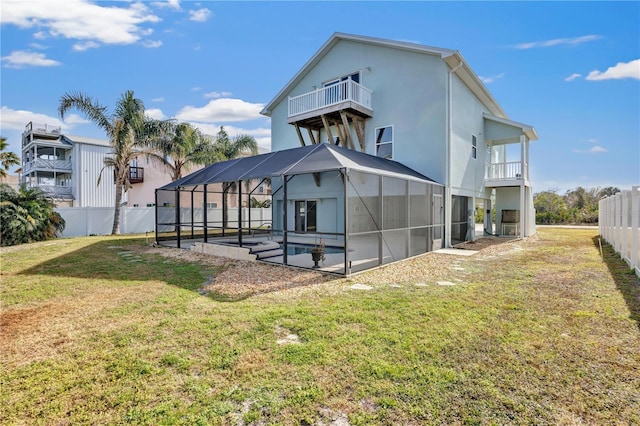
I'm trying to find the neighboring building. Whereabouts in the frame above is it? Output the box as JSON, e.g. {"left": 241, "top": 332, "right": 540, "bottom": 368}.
{"left": 22, "top": 122, "right": 133, "bottom": 207}
{"left": 261, "top": 33, "right": 538, "bottom": 246}
{"left": 0, "top": 174, "right": 20, "bottom": 191}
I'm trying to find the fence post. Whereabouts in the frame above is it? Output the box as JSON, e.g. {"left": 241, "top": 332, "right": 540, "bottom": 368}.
{"left": 632, "top": 186, "right": 639, "bottom": 272}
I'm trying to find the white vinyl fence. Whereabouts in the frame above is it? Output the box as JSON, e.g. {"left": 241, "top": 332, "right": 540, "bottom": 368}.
{"left": 55, "top": 207, "right": 272, "bottom": 238}
{"left": 599, "top": 186, "right": 640, "bottom": 275}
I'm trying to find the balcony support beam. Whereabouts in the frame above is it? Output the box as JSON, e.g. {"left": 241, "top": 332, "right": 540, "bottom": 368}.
{"left": 320, "top": 114, "right": 334, "bottom": 145}
{"left": 307, "top": 128, "right": 317, "bottom": 145}
{"left": 294, "top": 123, "right": 306, "bottom": 147}
{"left": 339, "top": 111, "right": 355, "bottom": 150}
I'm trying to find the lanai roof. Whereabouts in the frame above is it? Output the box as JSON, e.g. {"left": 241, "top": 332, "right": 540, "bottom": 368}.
{"left": 159, "top": 143, "right": 439, "bottom": 190}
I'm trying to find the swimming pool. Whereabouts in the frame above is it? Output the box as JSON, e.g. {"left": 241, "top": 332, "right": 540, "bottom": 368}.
{"left": 284, "top": 244, "right": 343, "bottom": 256}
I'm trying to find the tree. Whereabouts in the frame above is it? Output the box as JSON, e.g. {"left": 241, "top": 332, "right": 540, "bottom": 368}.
{"left": 59, "top": 90, "right": 166, "bottom": 234}
{"left": 149, "top": 122, "right": 218, "bottom": 181}
{"left": 0, "top": 137, "right": 20, "bottom": 179}
{"left": 0, "top": 184, "right": 65, "bottom": 246}
{"left": 212, "top": 126, "right": 258, "bottom": 161}
{"left": 598, "top": 187, "right": 620, "bottom": 198}
{"left": 533, "top": 190, "right": 569, "bottom": 224}
{"left": 210, "top": 126, "right": 259, "bottom": 229}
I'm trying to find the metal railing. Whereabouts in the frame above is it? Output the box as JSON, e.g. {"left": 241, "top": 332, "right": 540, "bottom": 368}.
{"left": 288, "top": 80, "right": 372, "bottom": 117}
{"left": 28, "top": 184, "right": 73, "bottom": 196}
{"left": 23, "top": 159, "right": 72, "bottom": 173}
{"left": 25, "top": 122, "right": 62, "bottom": 135}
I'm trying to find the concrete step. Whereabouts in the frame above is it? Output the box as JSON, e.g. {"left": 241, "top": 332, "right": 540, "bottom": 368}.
{"left": 255, "top": 249, "right": 284, "bottom": 259}
{"left": 250, "top": 241, "right": 280, "bottom": 253}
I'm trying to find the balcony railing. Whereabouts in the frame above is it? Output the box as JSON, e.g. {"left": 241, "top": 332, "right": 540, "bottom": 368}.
{"left": 129, "top": 166, "right": 144, "bottom": 184}
{"left": 23, "top": 159, "right": 72, "bottom": 174}
{"left": 485, "top": 161, "right": 528, "bottom": 181}
{"left": 288, "top": 80, "right": 372, "bottom": 118}
{"left": 25, "top": 122, "right": 62, "bottom": 135}
{"left": 28, "top": 184, "right": 73, "bottom": 197}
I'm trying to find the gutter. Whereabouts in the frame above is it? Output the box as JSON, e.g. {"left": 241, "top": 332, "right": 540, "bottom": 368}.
{"left": 445, "top": 59, "right": 463, "bottom": 248}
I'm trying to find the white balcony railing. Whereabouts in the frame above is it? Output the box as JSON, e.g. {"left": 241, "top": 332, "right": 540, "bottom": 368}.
{"left": 485, "top": 161, "right": 528, "bottom": 181}
{"left": 288, "top": 80, "right": 372, "bottom": 118}
{"left": 23, "top": 159, "right": 72, "bottom": 174}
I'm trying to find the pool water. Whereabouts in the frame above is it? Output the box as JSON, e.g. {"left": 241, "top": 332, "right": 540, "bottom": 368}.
{"left": 284, "top": 245, "right": 343, "bottom": 256}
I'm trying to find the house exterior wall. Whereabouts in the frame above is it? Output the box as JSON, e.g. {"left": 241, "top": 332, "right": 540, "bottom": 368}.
{"left": 72, "top": 142, "right": 115, "bottom": 207}
{"left": 271, "top": 39, "right": 448, "bottom": 184}
{"left": 450, "top": 74, "right": 492, "bottom": 199}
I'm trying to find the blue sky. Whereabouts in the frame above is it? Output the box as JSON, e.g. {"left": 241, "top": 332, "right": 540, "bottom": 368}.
{"left": 1, "top": 0, "right": 638, "bottom": 193}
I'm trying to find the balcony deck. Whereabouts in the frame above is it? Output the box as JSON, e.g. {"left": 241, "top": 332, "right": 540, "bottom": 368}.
{"left": 23, "top": 159, "right": 72, "bottom": 174}
{"left": 288, "top": 80, "right": 373, "bottom": 127}
{"left": 484, "top": 161, "right": 529, "bottom": 187}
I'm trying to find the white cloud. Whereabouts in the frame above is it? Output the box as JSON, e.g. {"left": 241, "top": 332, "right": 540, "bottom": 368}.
{"left": 587, "top": 138, "right": 598, "bottom": 144}
{"left": 146, "top": 108, "right": 167, "bottom": 120}
{"left": 189, "top": 8, "right": 212, "bottom": 22}
{"left": 191, "top": 123, "right": 271, "bottom": 151}
{"left": 514, "top": 35, "right": 601, "bottom": 49}
{"left": 29, "top": 42, "right": 47, "bottom": 49}
{"left": 0, "top": 106, "right": 65, "bottom": 132}
{"left": 61, "top": 114, "right": 90, "bottom": 125}
{"left": 586, "top": 59, "right": 640, "bottom": 81}
{"left": 479, "top": 73, "right": 505, "bottom": 84}
{"left": 572, "top": 145, "right": 607, "bottom": 154}
{"left": 73, "top": 41, "right": 100, "bottom": 51}
{"left": 565, "top": 73, "right": 582, "bottom": 82}
{"left": 175, "top": 98, "right": 265, "bottom": 122}
{"left": 33, "top": 31, "right": 47, "bottom": 40}
{"left": 152, "top": 97, "right": 165, "bottom": 102}
{"left": 191, "top": 86, "right": 201, "bottom": 92}
{"left": 204, "top": 91, "right": 233, "bottom": 99}
{"left": 141, "top": 40, "right": 163, "bottom": 48}
{"left": 1, "top": 50, "right": 61, "bottom": 68}
{"left": 1, "top": 0, "right": 161, "bottom": 46}
{"left": 589, "top": 146, "right": 607, "bottom": 153}
{"left": 151, "top": 0, "right": 181, "bottom": 11}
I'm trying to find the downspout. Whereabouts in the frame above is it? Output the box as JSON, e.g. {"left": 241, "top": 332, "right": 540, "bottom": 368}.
{"left": 446, "top": 58, "right": 463, "bottom": 247}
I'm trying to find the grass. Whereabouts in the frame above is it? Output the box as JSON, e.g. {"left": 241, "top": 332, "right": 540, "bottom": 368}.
{"left": 1, "top": 229, "right": 639, "bottom": 425}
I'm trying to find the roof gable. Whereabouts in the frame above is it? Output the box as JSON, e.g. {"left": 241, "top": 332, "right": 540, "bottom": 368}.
{"left": 261, "top": 32, "right": 506, "bottom": 118}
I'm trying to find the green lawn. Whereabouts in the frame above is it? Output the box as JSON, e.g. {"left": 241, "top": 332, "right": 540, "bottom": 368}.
{"left": 1, "top": 229, "right": 639, "bottom": 425}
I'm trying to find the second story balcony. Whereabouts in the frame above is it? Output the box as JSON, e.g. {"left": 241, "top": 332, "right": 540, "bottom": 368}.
{"left": 23, "top": 159, "right": 72, "bottom": 174}
{"left": 288, "top": 80, "right": 373, "bottom": 126}
{"left": 485, "top": 160, "right": 529, "bottom": 186}
{"left": 129, "top": 166, "right": 144, "bottom": 184}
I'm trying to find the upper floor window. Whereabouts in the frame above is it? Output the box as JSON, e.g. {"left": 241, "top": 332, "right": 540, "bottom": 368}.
{"left": 375, "top": 125, "right": 393, "bottom": 160}
{"left": 323, "top": 71, "right": 360, "bottom": 88}
{"left": 472, "top": 135, "right": 477, "bottom": 159}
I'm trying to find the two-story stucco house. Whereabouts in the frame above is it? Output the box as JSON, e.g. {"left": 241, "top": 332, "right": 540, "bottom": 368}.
{"left": 260, "top": 33, "right": 538, "bottom": 247}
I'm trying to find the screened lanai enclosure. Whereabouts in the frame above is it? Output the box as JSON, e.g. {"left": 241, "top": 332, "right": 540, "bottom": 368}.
{"left": 156, "top": 143, "right": 444, "bottom": 276}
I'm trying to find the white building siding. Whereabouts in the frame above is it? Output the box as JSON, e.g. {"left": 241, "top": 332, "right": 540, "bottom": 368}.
{"left": 72, "top": 143, "right": 115, "bottom": 207}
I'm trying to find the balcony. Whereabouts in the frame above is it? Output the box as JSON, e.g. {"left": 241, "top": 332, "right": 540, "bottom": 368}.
{"left": 129, "top": 167, "right": 144, "bottom": 184}
{"left": 23, "top": 159, "right": 72, "bottom": 174}
{"left": 485, "top": 161, "right": 529, "bottom": 187}
{"left": 28, "top": 184, "right": 73, "bottom": 198}
{"left": 25, "top": 122, "right": 62, "bottom": 136}
{"left": 288, "top": 80, "right": 373, "bottom": 126}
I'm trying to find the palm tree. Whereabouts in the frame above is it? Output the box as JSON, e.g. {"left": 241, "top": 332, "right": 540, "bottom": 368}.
{"left": 150, "top": 122, "right": 218, "bottom": 181}
{"left": 210, "top": 126, "right": 259, "bottom": 229}
{"left": 212, "top": 126, "right": 258, "bottom": 161}
{"left": 59, "top": 90, "right": 166, "bottom": 234}
{"left": 0, "top": 137, "right": 20, "bottom": 180}
{"left": 0, "top": 184, "right": 65, "bottom": 246}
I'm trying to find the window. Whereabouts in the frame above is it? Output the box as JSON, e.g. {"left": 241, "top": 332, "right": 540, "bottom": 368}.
{"left": 294, "top": 200, "right": 317, "bottom": 232}
{"left": 323, "top": 72, "right": 361, "bottom": 104}
{"left": 472, "top": 135, "right": 477, "bottom": 159}
{"left": 375, "top": 125, "right": 393, "bottom": 159}
{"left": 206, "top": 202, "right": 218, "bottom": 208}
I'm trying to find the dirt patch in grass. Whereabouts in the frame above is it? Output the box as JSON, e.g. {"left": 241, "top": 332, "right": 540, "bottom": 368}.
{"left": 0, "top": 284, "right": 166, "bottom": 366}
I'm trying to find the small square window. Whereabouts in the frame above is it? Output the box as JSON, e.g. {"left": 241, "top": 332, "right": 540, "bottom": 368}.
{"left": 472, "top": 135, "right": 477, "bottom": 159}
